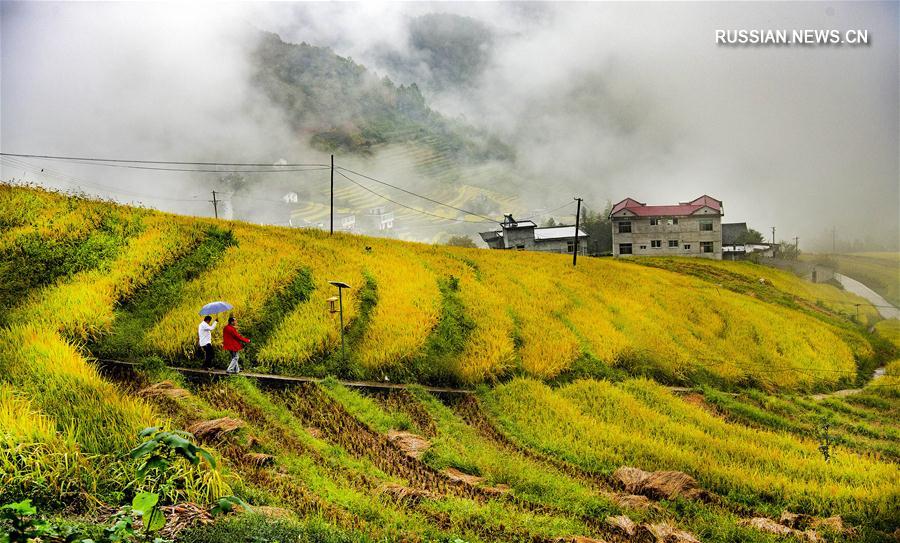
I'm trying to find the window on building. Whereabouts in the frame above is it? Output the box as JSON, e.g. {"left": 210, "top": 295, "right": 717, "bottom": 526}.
{"left": 640, "top": 245, "right": 647, "bottom": 250}
{"left": 567, "top": 240, "right": 575, "bottom": 253}
{"left": 515, "top": 245, "right": 526, "bottom": 250}
{"left": 667, "top": 218, "right": 679, "bottom": 225}
{"left": 700, "top": 241, "right": 714, "bottom": 253}
{"left": 700, "top": 220, "right": 714, "bottom": 232}
{"left": 618, "top": 221, "right": 632, "bottom": 233}
{"left": 619, "top": 243, "right": 633, "bottom": 255}
{"left": 683, "top": 244, "right": 692, "bottom": 250}
{"left": 651, "top": 240, "right": 662, "bottom": 248}
{"left": 668, "top": 240, "right": 679, "bottom": 248}
{"left": 650, "top": 218, "right": 659, "bottom": 226}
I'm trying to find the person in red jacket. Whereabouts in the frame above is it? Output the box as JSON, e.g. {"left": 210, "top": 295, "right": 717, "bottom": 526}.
{"left": 223, "top": 316, "right": 250, "bottom": 375}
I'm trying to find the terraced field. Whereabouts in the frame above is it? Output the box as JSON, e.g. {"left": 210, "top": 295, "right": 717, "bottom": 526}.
{"left": 1, "top": 184, "right": 898, "bottom": 542}
{"left": 0, "top": 184, "right": 874, "bottom": 391}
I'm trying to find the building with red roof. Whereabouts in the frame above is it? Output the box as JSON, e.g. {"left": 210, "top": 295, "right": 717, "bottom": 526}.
{"left": 609, "top": 195, "right": 723, "bottom": 259}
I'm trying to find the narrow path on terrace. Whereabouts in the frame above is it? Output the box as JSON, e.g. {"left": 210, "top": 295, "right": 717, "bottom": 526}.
{"left": 810, "top": 366, "right": 886, "bottom": 401}
{"left": 835, "top": 272, "right": 900, "bottom": 319}
{"left": 99, "top": 358, "right": 737, "bottom": 397}
{"left": 99, "top": 358, "right": 764, "bottom": 399}
{"left": 96, "top": 359, "right": 474, "bottom": 394}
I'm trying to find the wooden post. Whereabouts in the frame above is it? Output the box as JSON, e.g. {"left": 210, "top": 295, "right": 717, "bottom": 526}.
{"left": 573, "top": 197, "right": 583, "bottom": 266}
{"left": 211, "top": 190, "right": 219, "bottom": 219}
{"left": 338, "top": 286, "right": 345, "bottom": 362}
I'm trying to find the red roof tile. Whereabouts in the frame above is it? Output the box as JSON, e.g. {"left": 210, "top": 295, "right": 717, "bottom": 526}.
{"left": 610, "top": 195, "right": 722, "bottom": 218}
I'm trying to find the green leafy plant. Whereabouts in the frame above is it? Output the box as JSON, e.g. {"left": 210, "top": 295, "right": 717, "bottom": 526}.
{"left": 0, "top": 499, "right": 82, "bottom": 543}
{"left": 130, "top": 427, "right": 216, "bottom": 480}
{"left": 96, "top": 427, "right": 219, "bottom": 542}
{"left": 1, "top": 499, "right": 53, "bottom": 543}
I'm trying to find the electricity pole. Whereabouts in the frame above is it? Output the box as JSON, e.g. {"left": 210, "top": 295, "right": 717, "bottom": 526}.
{"left": 832, "top": 226, "right": 836, "bottom": 254}
{"left": 210, "top": 190, "right": 219, "bottom": 219}
{"left": 770, "top": 226, "right": 776, "bottom": 245}
{"left": 573, "top": 197, "right": 583, "bottom": 266}
{"left": 793, "top": 236, "right": 799, "bottom": 249}
{"left": 330, "top": 154, "right": 334, "bottom": 235}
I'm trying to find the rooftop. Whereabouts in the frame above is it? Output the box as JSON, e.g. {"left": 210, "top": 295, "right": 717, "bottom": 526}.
{"left": 534, "top": 226, "right": 589, "bottom": 240}
{"left": 610, "top": 195, "right": 723, "bottom": 218}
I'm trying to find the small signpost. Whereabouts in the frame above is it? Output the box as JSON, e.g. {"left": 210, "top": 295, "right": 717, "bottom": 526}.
{"left": 328, "top": 281, "right": 351, "bottom": 364}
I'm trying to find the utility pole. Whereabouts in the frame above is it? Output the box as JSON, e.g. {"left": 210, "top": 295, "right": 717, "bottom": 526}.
{"left": 793, "top": 236, "right": 799, "bottom": 249}
{"left": 770, "top": 226, "right": 776, "bottom": 245}
{"left": 573, "top": 197, "right": 583, "bottom": 266}
{"left": 832, "top": 226, "right": 836, "bottom": 254}
{"left": 211, "top": 190, "right": 219, "bottom": 219}
{"left": 330, "top": 154, "right": 334, "bottom": 235}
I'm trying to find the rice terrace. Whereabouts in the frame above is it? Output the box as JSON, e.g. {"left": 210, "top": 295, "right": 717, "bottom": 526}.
{"left": 1, "top": 2, "right": 899, "bottom": 543}
{"left": 0, "top": 184, "right": 898, "bottom": 543}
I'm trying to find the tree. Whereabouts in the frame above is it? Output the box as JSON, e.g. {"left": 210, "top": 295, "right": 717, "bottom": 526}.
{"left": 542, "top": 217, "right": 557, "bottom": 227}
{"left": 736, "top": 228, "right": 765, "bottom": 244}
{"left": 578, "top": 203, "right": 613, "bottom": 255}
{"left": 446, "top": 235, "right": 477, "bottom": 248}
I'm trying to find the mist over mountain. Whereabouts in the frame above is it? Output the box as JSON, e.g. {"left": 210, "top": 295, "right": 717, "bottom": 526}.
{"left": 373, "top": 13, "right": 496, "bottom": 93}
{"left": 251, "top": 31, "right": 512, "bottom": 163}
{"left": 1, "top": 2, "right": 897, "bottom": 250}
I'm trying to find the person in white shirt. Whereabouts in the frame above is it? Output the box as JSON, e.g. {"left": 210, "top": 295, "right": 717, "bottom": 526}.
{"left": 198, "top": 315, "right": 218, "bottom": 368}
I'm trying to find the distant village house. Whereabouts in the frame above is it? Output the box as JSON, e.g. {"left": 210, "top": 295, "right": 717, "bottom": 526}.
{"left": 609, "top": 195, "right": 723, "bottom": 259}
{"left": 722, "top": 222, "right": 775, "bottom": 260}
{"left": 479, "top": 215, "right": 588, "bottom": 254}
{"left": 360, "top": 206, "right": 395, "bottom": 231}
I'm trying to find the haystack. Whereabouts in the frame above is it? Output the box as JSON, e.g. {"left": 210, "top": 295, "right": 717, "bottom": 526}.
{"left": 616, "top": 494, "right": 656, "bottom": 511}
{"left": 244, "top": 452, "right": 275, "bottom": 467}
{"left": 739, "top": 517, "right": 794, "bottom": 536}
{"left": 811, "top": 516, "right": 848, "bottom": 535}
{"left": 387, "top": 430, "right": 430, "bottom": 458}
{"left": 186, "top": 417, "right": 245, "bottom": 441}
{"left": 605, "top": 515, "right": 636, "bottom": 537}
{"left": 613, "top": 466, "right": 650, "bottom": 493}
{"left": 158, "top": 503, "right": 213, "bottom": 539}
{"left": 139, "top": 380, "right": 190, "bottom": 400}
{"left": 780, "top": 511, "right": 814, "bottom": 530}
{"left": 613, "top": 466, "right": 703, "bottom": 500}
{"left": 443, "top": 467, "right": 484, "bottom": 486}
{"left": 635, "top": 522, "right": 700, "bottom": 543}
{"left": 379, "top": 483, "right": 436, "bottom": 504}
{"left": 481, "top": 483, "right": 511, "bottom": 496}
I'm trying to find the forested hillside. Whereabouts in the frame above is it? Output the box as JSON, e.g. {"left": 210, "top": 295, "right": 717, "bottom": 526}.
{"left": 252, "top": 31, "right": 512, "bottom": 162}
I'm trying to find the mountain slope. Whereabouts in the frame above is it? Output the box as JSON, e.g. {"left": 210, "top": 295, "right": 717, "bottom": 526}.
{"left": 1, "top": 185, "right": 897, "bottom": 542}
{"left": 252, "top": 31, "right": 512, "bottom": 163}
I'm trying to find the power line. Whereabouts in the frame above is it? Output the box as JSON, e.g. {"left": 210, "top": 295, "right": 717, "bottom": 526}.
{"left": 335, "top": 170, "right": 496, "bottom": 224}
{"left": 336, "top": 166, "right": 499, "bottom": 223}
{"left": 1, "top": 152, "right": 527, "bottom": 224}
{"left": 0, "top": 151, "right": 328, "bottom": 168}
{"left": 53, "top": 159, "right": 331, "bottom": 174}
{"left": 0, "top": 156, "right": 206, "bottom": 203}
{"left": 519, "top": 200, "right": 577, "bottom": 221}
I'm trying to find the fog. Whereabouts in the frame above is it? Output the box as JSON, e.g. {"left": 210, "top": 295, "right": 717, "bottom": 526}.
{"left": 2, "top": 1, "right": 897, "bottom": 250}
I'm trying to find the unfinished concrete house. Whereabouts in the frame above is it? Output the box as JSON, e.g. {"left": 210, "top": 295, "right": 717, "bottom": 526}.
{"left": 609, "top": 195, "right": 723, "bottom": 259}
{"left": 479, "top": 215, "right": 588, "bottom": 255}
